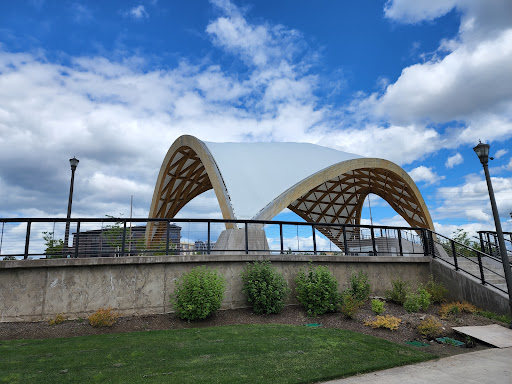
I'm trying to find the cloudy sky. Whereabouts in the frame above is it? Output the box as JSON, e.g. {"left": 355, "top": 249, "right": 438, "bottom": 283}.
{"left": 1, "top": 0, "right": 512, "bottom": 240}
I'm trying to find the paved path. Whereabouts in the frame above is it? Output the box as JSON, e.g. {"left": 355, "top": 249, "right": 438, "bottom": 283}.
{"left": 321, "top": 347, "right": 512, "bottom": 384}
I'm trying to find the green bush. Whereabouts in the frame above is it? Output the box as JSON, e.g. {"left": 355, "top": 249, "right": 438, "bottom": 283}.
{"left": 425, "top": 275, "right": 448, "bottom": 304}
{"left": 172, "top": 266, "right": 226, "bottom": 321}
{"left": 385, "top": 277, "right": 411, "bottom": 305}
{"left": 295, "top": 264, "right": 339, "bottom": 316}
{"left": 371, "top": 299, "right": 385, "bottom": 315}
{"left": 340, "top": 291, "right": 363, "bottom": 318}
{"left": 403, "top": 288, "right": 431, "bottom": 313}
{"left": 241, "top": 261, "right": 290, "bottom": 314}
{"left": 417, "top": 315, "right": 444, "bottom": 339}
{"left": 347, "top": 270, "right": 371, "bottom": 302}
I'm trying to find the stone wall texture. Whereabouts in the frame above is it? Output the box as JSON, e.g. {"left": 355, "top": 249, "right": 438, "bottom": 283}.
{"left": 0, "top": 255, "right": 431, "bottom": 322}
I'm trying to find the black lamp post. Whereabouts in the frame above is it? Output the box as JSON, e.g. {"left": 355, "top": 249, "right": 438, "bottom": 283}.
{"left": 63, "top": 157, "right": 79, "bottom": 257}
{"left": 473, "top": 142, "right": 512, "bottom": 327}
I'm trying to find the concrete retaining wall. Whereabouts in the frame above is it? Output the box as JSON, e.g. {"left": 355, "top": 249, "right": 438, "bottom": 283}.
{"left": 0, "top": 255, "right": 430, "bottom": 322}
{"left": 430, "top": 259, "right": 510, "bottom": 315}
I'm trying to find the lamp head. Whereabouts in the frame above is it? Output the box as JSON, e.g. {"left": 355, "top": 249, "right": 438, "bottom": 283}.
{"left": 69, "top": 157, "right": 79, "bottom": 171}
{"left": 473, "top": 141, "right": 490, "bottom": 165}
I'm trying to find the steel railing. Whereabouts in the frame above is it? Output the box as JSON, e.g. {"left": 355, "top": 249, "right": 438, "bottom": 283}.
{"left": 429, "top": 230, "right": 510, "bottom": 294}
{"left": 0, "top": 217, "right": 427, "bottom": 260}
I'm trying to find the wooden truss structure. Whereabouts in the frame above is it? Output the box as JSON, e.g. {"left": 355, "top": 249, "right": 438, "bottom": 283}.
{"left": 148, "top": 135, "right": 434, "bottom": 248}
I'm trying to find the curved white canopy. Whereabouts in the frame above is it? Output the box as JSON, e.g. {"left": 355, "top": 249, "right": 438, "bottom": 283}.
{"left": 148, "top": 135, "right": 434, "bottom": 246}
{"left": 204, "top": 141, "right": 363, "bottom": 220}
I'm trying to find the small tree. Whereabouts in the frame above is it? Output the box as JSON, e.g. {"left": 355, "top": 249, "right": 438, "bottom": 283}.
{"left": 42, "top": 231, "right": 65, "bottom": 258}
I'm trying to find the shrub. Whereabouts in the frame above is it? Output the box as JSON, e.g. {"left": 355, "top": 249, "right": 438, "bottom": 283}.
{"left": 371, "top": 299, "right": 385, "bottom": 315}
{"left": 347, "top": 270, "right": 371, "bottom": 302}
{"left": 425, "top": 275, "right": 448, "bottom": 304}
{"left": 295, "top": 264, "right": 339, "bottom": 316}
{"left": 172, "top": 266, "right": 226, "bottom": 321}
{"left": 403, "top": 288, "right": 431, "bottom": 313}
{"left": 439, "top": 301, "right": 478, "bottom": 319}
{"left": 364, "top": 315, "right": 401, "bottom": 330}
{"left": 88, "top": 307, "right": 119, "bottom": 327}
{"left": 241, "top": 261, "right": 290, "bottom": 314}
{"left": 340, "top": 291, "right": 363, "bottom": 319}
{"left": 417, "top": 315, "right": 444, "bottom": 339}
{"left": 48, "top": 313, "right": 66, "bottom": 326}
{"left": 385, "top": 277, "right": 410, "bottom": 305}
{"left": 477, "top": 310, "right": 512, "bottom": 324}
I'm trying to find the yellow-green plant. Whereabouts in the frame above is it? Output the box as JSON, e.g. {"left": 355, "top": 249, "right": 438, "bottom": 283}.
{"left": 424, "top": 275, "right": 448, "bottom": 304}
{"left": 439, "top": 301, "right": 477, "bottom": 319}
{"left": 364, "top": 315, "right": 401, "bottom": 331}
{"left": 417, "top": 315, "right": 444, "bottom": 339}
{"left": 48, "top": 313, "right": 66, "bottom": 326}
{"left": 371, "top": 299, "right": 385, "bottom": 315}
{"left": 340, "top": 291, "right": 363, "bottom": 319}
{"left": 88, "top": 307, "right": 120, "bottom": 327}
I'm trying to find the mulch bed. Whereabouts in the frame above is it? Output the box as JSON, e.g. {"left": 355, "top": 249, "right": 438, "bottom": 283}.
{"left": 0, "top": 302, "right": 504, "bottom": 358}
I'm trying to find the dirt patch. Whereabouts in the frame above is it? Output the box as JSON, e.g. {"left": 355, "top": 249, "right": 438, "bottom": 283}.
{"left": 0, "top": 302, "right": 504, "bottom": 358}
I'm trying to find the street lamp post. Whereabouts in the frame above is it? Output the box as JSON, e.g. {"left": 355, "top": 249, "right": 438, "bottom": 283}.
{"left": 473, "top": 142, "right": 512, "bottom": 328}
{"left": 63, "top": 157, "right": 79, "bottom": 257}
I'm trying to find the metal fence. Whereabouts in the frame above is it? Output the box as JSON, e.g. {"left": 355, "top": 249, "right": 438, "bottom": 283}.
{"left": 430, "top": 230, "right": 510, "bottom": 294}
{"left": 0, "top": 218, "right": 428, "bottom": 260}
{"left": 477, "top": 230, "right": 512, "bottom": 258}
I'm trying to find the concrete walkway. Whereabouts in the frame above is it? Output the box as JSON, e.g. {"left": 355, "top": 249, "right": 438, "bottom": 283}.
{"left": 321, "top": 347, "right": 512, "bottom": 384}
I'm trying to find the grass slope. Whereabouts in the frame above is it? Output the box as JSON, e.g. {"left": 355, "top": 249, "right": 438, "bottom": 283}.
{"left": 0, "top": 324, "right": 436, "bottom": 383}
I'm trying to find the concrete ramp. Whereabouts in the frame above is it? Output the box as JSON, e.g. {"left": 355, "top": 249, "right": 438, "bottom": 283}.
{"left": 453, "top": 324, "right": 512, "bottom": 348}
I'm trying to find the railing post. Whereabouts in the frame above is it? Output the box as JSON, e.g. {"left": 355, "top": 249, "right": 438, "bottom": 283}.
{"left": 421, "top": 229, "right": 429, "bottom": 256}
{"left": 486, "top": 232, "right": 493, "bottom": 255}
{"left": 451, "top": 240, "right": 458, "bottom": 270}
{"left": 280, "top": 224, "right": 284, "bottom": 254}
{"left": 370, "top": 227, "right": 377, "bottom": 256}
{"left": 245, "top": 222, "right": 249, "bottom": 255}
{"left": 120, "top": 220, "right": 127, "bottom": 257}
{"left": 428, "top": 231, "right": 435, "bottom": 258}
{"left": 312, "top": 224, "right": 317, "bottom": 255}
{"left": 207, "top": 221, "right": 211, "bottom": 255}
{"left": 477, "top": 251, "right": 486, "bottom": 284}
{"left": 397, "top": 229, "right": 403, "bottom": 256}
{"left": 478, "top": 232, "right": 486, "bottom": 254}
{"left": 74, "top": 221, "right": 80, "bottom": 258}
{"left": 342, "top": 226, "right": 348, "bottom": 255}
{"left": 166, "top": 220, "right": 170, "bottom": 255}
{"left": 24, "top": 220, "right": 31, "bottom": 260}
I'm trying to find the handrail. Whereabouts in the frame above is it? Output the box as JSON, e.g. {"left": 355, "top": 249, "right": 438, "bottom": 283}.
{"left": 0, "top": 217, "right": 427, "bottom": 260}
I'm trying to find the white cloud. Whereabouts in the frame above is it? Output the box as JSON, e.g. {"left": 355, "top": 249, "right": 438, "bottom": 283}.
{"left": 445, "top": 153, "right": 463, "bottom": 168}
{"left": 495, "top": 149, "right": 508, "bottom": 158}
{"left": 376, "top": 29, "right": 512, "bottom": 125}
{"left": 434, "top": 175, "right": 512, "bottom": 221}
{"left": 384, "top": 0, "right": 460, "bottom": 23}
{"left": 407, "top": 166, "right": 446, "bottom": 185}
{"left": 128, "top": 5, "right": 148, "bottom": 19}
{"left": 507, "top": 158, "right": 512, "bottom": 170}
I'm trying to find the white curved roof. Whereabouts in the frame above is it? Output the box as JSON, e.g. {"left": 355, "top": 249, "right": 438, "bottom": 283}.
{"left": 203, "top": 141, "right": 363, "bottom": 220}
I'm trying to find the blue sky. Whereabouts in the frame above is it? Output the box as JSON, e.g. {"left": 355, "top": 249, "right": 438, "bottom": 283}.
{"left": 0, "top": 0, "right": 511, "bottom": 240}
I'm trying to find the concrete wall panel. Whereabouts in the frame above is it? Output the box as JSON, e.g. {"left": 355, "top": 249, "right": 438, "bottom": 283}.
{"left": 0, "top": 255, "right": 430, "bottom": 322}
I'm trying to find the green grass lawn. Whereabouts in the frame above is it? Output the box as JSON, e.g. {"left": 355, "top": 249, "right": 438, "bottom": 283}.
{"left": 0, "top": 324, "right": 436, "bottom": 384}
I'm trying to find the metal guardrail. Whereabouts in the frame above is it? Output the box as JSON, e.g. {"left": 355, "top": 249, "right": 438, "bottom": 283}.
{"left": 477, "top": 230, "right": 512, "bottom": 258}
{"left": 0, "top": 218, "right": 427, "bottom": 260}
{"left": 0, "top": 217, "right": 509, "bottom": 294}
{"left": 429, "top": 230, "right": 510, "bottom": 294}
